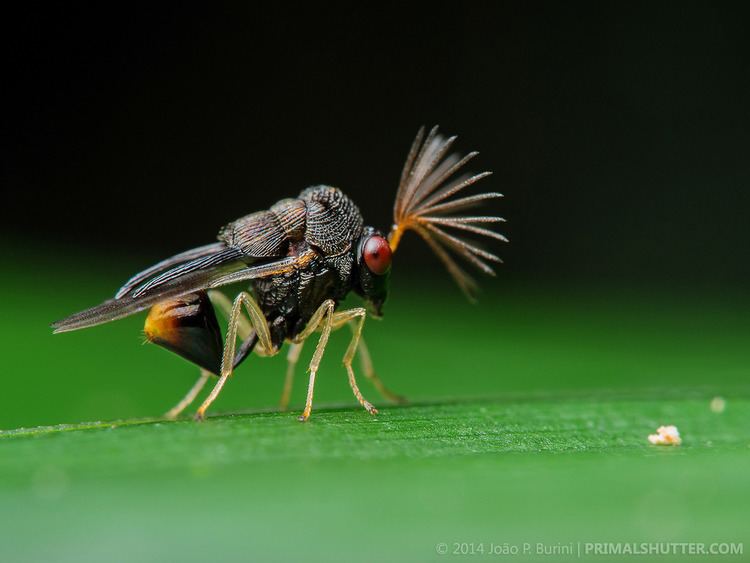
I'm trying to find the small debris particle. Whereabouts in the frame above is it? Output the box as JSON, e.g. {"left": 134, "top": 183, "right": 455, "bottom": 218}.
{"left": 648, "top": 425, "right": 682, "bottom": 446}
{"left": 710, "top": 396, "right": 726, "bottom": 413}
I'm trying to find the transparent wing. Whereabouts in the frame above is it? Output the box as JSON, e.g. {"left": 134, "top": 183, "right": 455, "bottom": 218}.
{"left": 115, "top": 242, "right": 228, "bottom": 298}
{"left": 52, "top": 254, "right": 299, "bottom": 333}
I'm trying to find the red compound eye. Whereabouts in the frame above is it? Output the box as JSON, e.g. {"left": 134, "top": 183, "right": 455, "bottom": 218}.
{"left": 363, "top": 235, "right": 392, "bottom": 275}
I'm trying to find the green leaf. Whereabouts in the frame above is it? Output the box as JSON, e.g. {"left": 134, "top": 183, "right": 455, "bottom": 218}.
{"left": 1, "top": 395, "right": 748, "bottom": 562}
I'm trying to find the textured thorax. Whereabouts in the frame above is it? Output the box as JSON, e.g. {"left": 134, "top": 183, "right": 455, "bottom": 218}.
{"left": 298, "top": 186, "right": 364, "bottom": 254}
{"left": 227, "top": 186, "right": 363, "bottom": 339}
{"left": 219, "top": 185, "right": 364, "bottom": 259}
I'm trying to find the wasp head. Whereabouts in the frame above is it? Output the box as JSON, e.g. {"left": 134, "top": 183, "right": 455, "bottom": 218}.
{"left": 354, "top": 226, "right": 392, "bottom": 317}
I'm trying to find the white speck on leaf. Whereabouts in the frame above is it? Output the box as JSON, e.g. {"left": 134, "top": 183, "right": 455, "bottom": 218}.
{"left": 648, "top": 425, "right": 682, "bottom": 446}
{"left": 710, "top": 396, "right": 726, "bottom": 413}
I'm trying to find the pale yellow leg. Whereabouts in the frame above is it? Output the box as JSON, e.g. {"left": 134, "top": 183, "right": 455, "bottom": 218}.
{"left": 288, "top": 305, "right": 398, "bottom": 421}
{"left": 328, "top": 314, "right": 401, "bottom": 402}
{"left": 354, "top": 334, "right": 407, "bottom": 404}
{"left": 195, "top": 291, "right": 277, "bottom": 420}
{"left": 293, "top": 299, "right": 336, "bottom": 422}
{"left": 279, "top": 341, "right": 304, "bottom": 411}
{"left": 164, "top": 369, "right": 211, "bottom": 420}
{"left": 210, "top": 289, "right": 277, "bottom": 356}
{"left": 330, "top": 308, "right": 378, "bottom": 415}
{"left": 208, "top": 289, "right": 255, "bottom": 340}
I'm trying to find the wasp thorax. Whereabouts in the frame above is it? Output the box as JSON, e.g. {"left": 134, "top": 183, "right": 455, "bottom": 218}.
{"left": 144, "top": 292, "right": 223, "bottom": 375}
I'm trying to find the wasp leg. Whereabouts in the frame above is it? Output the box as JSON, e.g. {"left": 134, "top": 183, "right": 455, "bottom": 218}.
{"left": 278, "top": 325, "right": 400, "bottom": 413}
{"left": 279, "top": 341, "right": 305, "bottom": 411}
{"left": 291, "top": 299, "right": 336, "bottom": 422}
{"left": 164, "top": 369, "right": 211, "bottom": 420}
{"left": 209, "top": 289, "right": 276, "bottom": 357}
{"left": 195, "top": 291, "right": 276, "bottom": 421}
{"left": 325, "top": 313, "right": 404, "bottom": 403}
{"left": 353, "top": 333, "right": 408, "bottom": 405}
{"left": 328, "top": 308, "right": 378, "bottom": 416}
{"left": 207, "top": 290, "right": 252, "bottom": 340}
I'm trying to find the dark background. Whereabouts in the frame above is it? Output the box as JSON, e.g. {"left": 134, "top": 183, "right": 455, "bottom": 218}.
{"left": 4, "top": 3, "right": 750, "bottom": 289}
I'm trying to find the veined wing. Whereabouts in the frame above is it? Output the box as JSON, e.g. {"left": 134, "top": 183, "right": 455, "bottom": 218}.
{"left": 53, "top": 194, "right": 316, "bottom": 334}
{"left": 52, "top": 254, "right": 300, "bottom": 334}
{"left": 115, "top": 242, "right": 227, "bottom": 299}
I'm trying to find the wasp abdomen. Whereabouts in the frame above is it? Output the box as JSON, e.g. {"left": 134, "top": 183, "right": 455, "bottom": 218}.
{"left": 144, "top": 292, "right": 223, "bottom": 375}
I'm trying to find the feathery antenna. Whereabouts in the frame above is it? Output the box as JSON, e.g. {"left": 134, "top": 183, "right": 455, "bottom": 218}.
{"left": 389, "top": 126, "right": 506, "bottom": 300}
